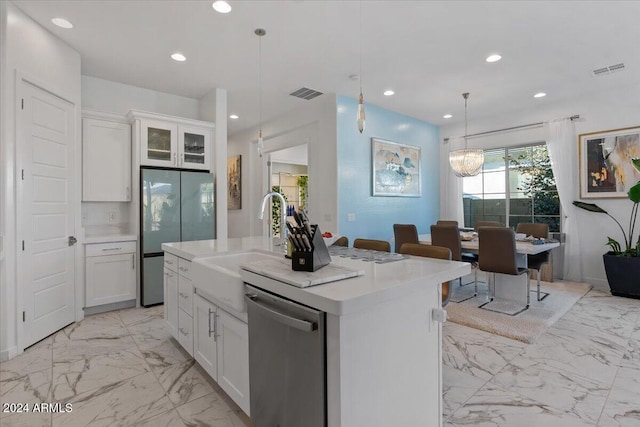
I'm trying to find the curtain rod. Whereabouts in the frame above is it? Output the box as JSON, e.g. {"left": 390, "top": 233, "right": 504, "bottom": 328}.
{"left": 443, "top": 114, "right": 580, "bottom": 143}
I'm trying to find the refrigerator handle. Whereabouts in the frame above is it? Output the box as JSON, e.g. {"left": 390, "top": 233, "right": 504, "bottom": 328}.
{"left": 245, "top": 294, "right": 316, "bottom": 332}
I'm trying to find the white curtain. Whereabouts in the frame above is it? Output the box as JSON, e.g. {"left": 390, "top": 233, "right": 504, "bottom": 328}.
{"left": 544, "top": 119, "right": 583, "bottom": 282}
{"left": 442, "top": 137, "right": 465, "bottom": 225}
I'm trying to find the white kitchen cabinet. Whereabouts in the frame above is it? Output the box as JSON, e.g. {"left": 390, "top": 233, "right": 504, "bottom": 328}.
{"left": 164, "top": 267, "right": 178, "bottom": 337}
{"left": 163, "top": 253, "right": 194, "bottom": 356}
{"left": 85, "top": 241, "right": 137, "bottom": 307}
{"left": 192, "top": 293, "right": 250, "bottom": 415}
{"left": 131, "top": 111, "right": 213, "bottom": 170}
{"left": 82, "top": 116, "right": 131, "bottom": 201}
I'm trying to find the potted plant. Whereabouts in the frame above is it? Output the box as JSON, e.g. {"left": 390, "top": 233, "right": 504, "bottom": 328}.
{"left": 573, "top": 158, "right": 640, "bottom": 299}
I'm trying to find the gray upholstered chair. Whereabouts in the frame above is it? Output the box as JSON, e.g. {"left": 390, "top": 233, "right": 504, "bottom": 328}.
{"left": 478, "top": 227, "right": 530, "bottom": 315}
{"left": 474, "top": 220, "right": 502, "bottom": 230}
{"left": 399, "top": 243, "right": 452, "bottom": 307}
{"left": 516, "top": 222, "right": 550, "bottom": 301}
{"left": 353, "top": 238, "right": 391, "bottom": 252}
{"left": 437, "top": 220, "right": 459, "bottom": 227}
{"left": 393, "top": 224, "right": 419, "bottom": 253}
{"left": 332, "top": 236, "right": 349, "bottom": 247}
{"left": 430, "top": 224, "right": 478, "bottom": 298}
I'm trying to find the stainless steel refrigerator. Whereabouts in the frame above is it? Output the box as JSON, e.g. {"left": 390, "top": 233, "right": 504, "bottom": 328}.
{"left": 141, "top": 168, "right": 215, "bottom": 306}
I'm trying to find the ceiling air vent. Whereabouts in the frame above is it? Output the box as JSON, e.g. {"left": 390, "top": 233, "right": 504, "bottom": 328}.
{"left": 592, "top": 63, "right": 626, "bottom": 76}
{"left": 289, "top": 87, "right": 323, "bottom": 100}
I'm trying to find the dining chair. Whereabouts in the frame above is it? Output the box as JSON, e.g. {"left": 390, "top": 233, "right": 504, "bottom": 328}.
{"left": 437, "top": 220, "right": 459, "bottom": 227}
{"left": 353, "top": 238, "right": 391, "bottom": 252}
{"left": 474, "top": 220, "right": 502, "bottom": 230}
{"left": 516, "top": 222, "right": 550, "bottom": 301}
{"left": 399, "top": 243, "right": 452, "bottom": 307}
{"left": 393, "top": 224, "right": 419, "bottom": 253}
{"left": 430, "top": 224, "right": 478, "bottom": 298}
{"left": 478, "top": 227, "right": 530, "bottom": 315}
{"left": 332, "top": 236, "right": 349, "bottom": 247}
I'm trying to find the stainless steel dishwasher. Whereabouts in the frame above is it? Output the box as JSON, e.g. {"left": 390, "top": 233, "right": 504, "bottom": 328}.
{"left": 245, "top": 285, "right": 326, "bottom": 427}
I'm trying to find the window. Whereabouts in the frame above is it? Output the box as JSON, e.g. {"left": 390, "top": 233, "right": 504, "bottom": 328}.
{"left": 463, "top": 144, "right": 560, "bottom": 232}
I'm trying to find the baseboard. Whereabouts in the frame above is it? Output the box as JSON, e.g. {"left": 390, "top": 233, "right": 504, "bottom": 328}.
{"left": 84, "top": 299, "right": 136, "bottom": 316}
{"left": 0, "top": 346, "right": 18, "bottom": 362}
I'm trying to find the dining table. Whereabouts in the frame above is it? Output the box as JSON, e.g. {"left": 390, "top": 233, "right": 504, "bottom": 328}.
{"left": 419, "top": 233, "right": 560, "bottom": 309}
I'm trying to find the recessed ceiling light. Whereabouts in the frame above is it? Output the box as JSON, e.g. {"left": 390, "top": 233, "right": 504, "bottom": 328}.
{"left": 383, "top": 90, "right": 395, "bottom": 96}
{"left": 212, "top": 1, "right": 232, "bottom": 13}
{"left": 534, "top": 92, "right": 547, "bottom": 98}
{"left": 171, "top": 53, "right": 187, "bottom": 62}
{"left": 443, "top": 114, "right": 453, "bottom": 119}
{"left": 486, "top": 54, "right": 502, "bottom": 63}
{"left": 51, "top": 18, "right": 73, "bottom": 29}
{"left": 229, "top": 114, "right": 239, "bottom": 119}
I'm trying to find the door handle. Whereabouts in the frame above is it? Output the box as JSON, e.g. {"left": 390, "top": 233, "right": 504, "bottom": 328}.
{"left": 244, "top": 294, "right": 316, "bottom": 332}
{"left": 173, "top": 152, "right": 177, "bottom": 165}
{"left": 68, "top": 236, "right": 77, "bottom": 246}
{"left": 132, "top": 254, "right": 135, "bottom": 270}
{"left": 208, "top": 308, "right": 214, "bottom": 338}
{"left": 181, "top": 153, "right": 184, "bottom": 165}
{"left": 126, "top": 186, "right": 130, "bottom": 200}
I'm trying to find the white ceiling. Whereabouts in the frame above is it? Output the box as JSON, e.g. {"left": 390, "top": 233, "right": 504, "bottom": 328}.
{"left": 13, "top": 0, "right": 640, "bottom": 136}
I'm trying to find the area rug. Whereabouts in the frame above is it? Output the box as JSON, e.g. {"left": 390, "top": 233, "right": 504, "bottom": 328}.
{"left": 445, "top": 279, "right": 592, "bottom": 344}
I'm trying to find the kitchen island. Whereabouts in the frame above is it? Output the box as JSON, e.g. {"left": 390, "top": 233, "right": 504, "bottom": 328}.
{"left": 163, "top": 236, "right": 470, "bottom": 427}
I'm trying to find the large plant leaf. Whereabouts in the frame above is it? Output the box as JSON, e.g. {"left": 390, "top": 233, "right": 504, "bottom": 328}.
{"left": 629, "top": 182, "right": 640, "bottom": 203}
{"left": 632, "top": 158, "right": 640, "bottom": 173}
{"left": 573, "top": 201, "right": 608, "bottom": 214}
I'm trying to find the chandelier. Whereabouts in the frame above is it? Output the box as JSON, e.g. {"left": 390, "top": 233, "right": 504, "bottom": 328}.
{"left": 449, "top": 92, "right": 484, "bottom": 177}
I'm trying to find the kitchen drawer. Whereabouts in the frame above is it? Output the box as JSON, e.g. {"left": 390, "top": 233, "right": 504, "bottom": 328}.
{"left": 178, "top": 258, "right": 192, "bottom": 280}
{"left": 86, "top": 241, "right": 136, "bottom": 257}
{"left": 178, "top": 276, "right": 194, "bottom": 315}
{"left": 178, "top": 308, "right": 193, "bottom": 356}
{"left": 164, "top": 253, "right": 178, "bottom": 272}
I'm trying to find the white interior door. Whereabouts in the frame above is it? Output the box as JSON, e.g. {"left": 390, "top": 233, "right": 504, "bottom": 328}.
{"left": 18, "top": 79, "right": 76, "bottom": 348}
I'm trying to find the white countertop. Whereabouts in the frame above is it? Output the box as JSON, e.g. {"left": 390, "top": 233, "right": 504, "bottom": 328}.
{"left": 163, "top": 237, "right": 470, "bottom": 316}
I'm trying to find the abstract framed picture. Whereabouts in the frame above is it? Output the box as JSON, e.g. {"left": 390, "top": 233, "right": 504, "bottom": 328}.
{"left": 579, "top": 126, "right": 640, "bottom": 198}
{"left": 227, "top": 155, "right": 242, "bottom": 209}
{"left": 371, "top": 138, "right": 421, "bottom": 197}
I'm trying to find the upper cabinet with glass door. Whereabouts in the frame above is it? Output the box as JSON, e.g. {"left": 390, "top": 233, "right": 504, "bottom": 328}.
{"left": 179, "top": 125, "right": 211, "bottom": 170}
{"left": 130, "top": 111, "right": 214, "bottom": 171}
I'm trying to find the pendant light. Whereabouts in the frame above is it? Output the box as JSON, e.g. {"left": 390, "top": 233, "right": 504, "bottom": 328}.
{"left": 449, "top": 92, "right": 484, "bottom": 177}
{"left": 255, "top": 28, "right": 266, "bottom": 157}
{"left": 356, "top": 1, "right": 366, "bottom": 133}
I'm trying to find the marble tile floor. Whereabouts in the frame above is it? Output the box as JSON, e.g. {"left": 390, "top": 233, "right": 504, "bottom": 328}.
{"left": 1, "top": 288, "right": 638, "bottom": 426}
{"left": 0, "top": 305, "right": 250, "bottom": 427}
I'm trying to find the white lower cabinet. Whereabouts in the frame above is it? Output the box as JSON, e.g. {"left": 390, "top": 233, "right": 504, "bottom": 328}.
{"left": 85, "top": 241, "right": 136, "bottom": 308}
{"left": 193, "top": 293, "right": 250, "bottom": 415}
{"left": 164, "top": 268, "right": 178, "bottom": 337}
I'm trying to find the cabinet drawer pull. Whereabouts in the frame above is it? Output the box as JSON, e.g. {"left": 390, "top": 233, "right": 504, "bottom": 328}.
{"left": 165, "top": 259, "right": 174, "bottom": 265}
{"left": 179, "top": 292, "right": 189, "bottom": 299}
{"left": 179, "top": 266, "right": 188, "bottom": 272}
{"left": 165, "top": 271, "right": 174, "bottom": 278}
{"left": 213, "top": 312, "right": 219, "bottom": 342}
{"left": 208, "top": 308, "right": 214, "bottom": 338}
{"left": 178, "top": 327, "right": 188, "bottom": 336}
{"left": 102, "top": 247, "right": 122, "bottom": 252}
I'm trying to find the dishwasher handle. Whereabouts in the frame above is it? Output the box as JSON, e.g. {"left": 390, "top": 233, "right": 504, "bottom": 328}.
{"left": 245, "top": 293, "right": 316, "bottom": 332}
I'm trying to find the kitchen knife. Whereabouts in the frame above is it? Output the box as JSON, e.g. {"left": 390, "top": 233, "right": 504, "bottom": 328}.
{"left": 301, "top": 234, "right": 312, "bottom": 251}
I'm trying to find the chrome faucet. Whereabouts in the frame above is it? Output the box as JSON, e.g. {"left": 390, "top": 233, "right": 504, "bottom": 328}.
{"left": 259, "top": 191, "right": 288, "bottom": 252}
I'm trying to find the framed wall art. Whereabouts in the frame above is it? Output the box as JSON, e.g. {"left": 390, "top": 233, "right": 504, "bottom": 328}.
{"left": 371, "top": 138, "right": 421, "bottom": 197}
{"left": 579, "top": 126, "right": 640, "bottom": 198}
{"left": 227, "top": 155, "right": 242, "bottom": 209}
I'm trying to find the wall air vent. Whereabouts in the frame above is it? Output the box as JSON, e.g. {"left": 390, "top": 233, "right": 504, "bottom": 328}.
{"left": 592, "top": 63, "right": 626, "bottom": 76}
{"left": 289, "top": 87, "right": 323, "bottom": 100}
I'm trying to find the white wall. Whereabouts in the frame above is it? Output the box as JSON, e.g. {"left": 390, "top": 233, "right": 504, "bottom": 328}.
{"left": 439, "top": 83, "right": 640, "bottom": 290}
{"left": 227, "top": 95, "right": 338, "bottom": 238}
{"left": 1, "top": 1, "right": 82, "bottom": 360}
{"left": 82, "top": 75, "right": 200, "bottom": 119}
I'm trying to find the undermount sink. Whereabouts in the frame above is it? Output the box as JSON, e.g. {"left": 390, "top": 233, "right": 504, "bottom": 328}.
{"left": 191, "top": 250, "right": 283, "bottom": 313}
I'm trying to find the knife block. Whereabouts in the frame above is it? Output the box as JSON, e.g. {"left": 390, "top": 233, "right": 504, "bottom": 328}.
{"left": 291, "top": 225, "right": 331, "bottom": 272}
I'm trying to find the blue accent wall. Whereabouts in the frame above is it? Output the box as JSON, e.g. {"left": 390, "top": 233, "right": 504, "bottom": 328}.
{"left": 337, "top": 95, "right": 440, "bottom": 246}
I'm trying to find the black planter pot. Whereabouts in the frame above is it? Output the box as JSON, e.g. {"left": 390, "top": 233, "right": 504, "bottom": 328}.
{"left": 603, "top": 252, "right": 640, "bottom": 299}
